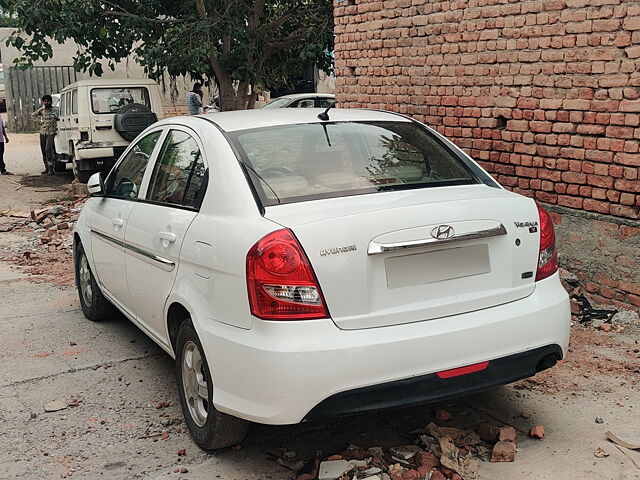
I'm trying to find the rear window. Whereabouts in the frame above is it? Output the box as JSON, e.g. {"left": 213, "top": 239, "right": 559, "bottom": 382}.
{"left": 91, "top": 87, "right": 150, "bottom": 114}
{"left": 229, "top": 121, "right": 480, "bottom": 206}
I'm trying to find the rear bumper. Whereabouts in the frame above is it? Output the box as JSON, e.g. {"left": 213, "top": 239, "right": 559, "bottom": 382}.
{"left": 304, "top": 344, "right": 561, "bottom": 421}
{"left": 195, "top": 273, "right": 570, "bottom": 425}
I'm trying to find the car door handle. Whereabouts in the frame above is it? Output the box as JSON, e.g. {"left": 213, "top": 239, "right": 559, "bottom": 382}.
{"left": 159, "top": 231, "right": 177, "bottom": 243}
{"left": 111, "top": 218, "right": 125, "bottom": 227}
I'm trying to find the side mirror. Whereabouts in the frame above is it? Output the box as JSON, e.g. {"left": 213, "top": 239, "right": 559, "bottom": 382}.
{"left": 87, "top": 172, "right": 106, "bottom": 197}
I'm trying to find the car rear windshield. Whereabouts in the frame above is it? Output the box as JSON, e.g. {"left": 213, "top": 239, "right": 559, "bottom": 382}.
{"left": 229, "top": 121, "right": 481, "bottom": 206}
{"left": 91, "top": 87, "right": 150, "bottom": 114}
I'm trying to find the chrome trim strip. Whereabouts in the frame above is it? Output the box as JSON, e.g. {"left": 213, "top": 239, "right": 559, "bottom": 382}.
{"left": 367, "top": 224, "right": 508, "bottom": 255}
{"left": 89, "top": 228, "right": 175, "bottom": 271}
{"left": 125, "top": 243, "right": 175, "bottom": 272}
{"left": 90, "top": 228, "right": 125, "bottom": 247}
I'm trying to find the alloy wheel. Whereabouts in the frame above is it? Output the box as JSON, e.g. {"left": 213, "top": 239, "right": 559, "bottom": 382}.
{"left": 78, "top": 253, "right": 93, "bottom": 308}
{"left": 181, "top": 340, "right": 209, "bottom": 427}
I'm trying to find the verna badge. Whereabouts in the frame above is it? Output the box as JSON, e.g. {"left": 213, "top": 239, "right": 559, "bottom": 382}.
{"left": 431, "top": 225, "right": 455, "bottom": 240}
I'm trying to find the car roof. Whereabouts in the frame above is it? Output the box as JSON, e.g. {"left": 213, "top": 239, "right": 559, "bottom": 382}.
{"left": 60, "top": 78, "right": 157, "bottom": 92}
{"left": 191, "top": 108, "right": 411, "bottom": 133}
{"left": 275, "top": 93, "right": 336, "bottom": 100}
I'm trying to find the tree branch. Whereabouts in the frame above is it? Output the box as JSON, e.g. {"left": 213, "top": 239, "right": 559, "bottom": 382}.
{"left": 101, "top": 2, "right": 183, "bottom": 24}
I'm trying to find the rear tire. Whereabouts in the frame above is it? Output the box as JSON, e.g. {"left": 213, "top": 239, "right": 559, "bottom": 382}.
{"left": 175, "top": 321, "right": 249, "bottom": 450}
{"left": 74, "top": 241, "right": 116, "bottom": 321}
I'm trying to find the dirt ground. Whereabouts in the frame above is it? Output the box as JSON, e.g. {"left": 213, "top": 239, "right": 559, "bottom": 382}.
{"left": 1, "top": 134, "right": 639, "bottom": 480}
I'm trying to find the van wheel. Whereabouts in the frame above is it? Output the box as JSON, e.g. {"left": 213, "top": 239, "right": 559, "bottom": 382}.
{"left": 74, "top": 241, "right": 116, "bottom": 321}
{"left": 176, "top": 322, "right": 249, "bottom": 450}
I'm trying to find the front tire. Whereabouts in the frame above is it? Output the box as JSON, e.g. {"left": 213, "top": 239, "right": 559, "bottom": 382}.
{"left": 176, "top": 322, "right": 249, "bottom": 450}
{"left": 74, "top": 241, "right": 116, "bottom": 321}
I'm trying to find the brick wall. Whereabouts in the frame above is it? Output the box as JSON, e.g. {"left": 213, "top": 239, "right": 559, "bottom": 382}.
{"left": 334, "top": 0, "right": 640, "bottom": 309}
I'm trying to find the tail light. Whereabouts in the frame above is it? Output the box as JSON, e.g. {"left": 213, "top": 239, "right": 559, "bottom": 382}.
{"left": 247, "top": 229, "right": 329, "bottom": 320}
{"left": 535, "top": 203, "right": 558, "bottom": 281}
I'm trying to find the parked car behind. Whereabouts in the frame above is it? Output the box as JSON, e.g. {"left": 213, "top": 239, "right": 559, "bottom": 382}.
{"left": 74, "top": 108, "right": 570, "bottom": 450}
{"left": 262, "top": 93, "right": 335, "bottom": 109}
{"left": 54, "top": 78, "right": 164, "bottom": 182}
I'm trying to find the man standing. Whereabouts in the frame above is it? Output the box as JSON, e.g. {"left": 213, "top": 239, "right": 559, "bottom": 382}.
{"left": 32, "top": 95, "right": 58, "bottom": 175}
{"left": 186, "top": 83, "right": 203, "bottom": 115}
{"left": 0, "top": 114, "right": 10, "bottom": 175}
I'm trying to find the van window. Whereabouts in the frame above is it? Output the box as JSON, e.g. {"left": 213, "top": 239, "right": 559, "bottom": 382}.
{"left": 72, "top": 90, "right": 78, "bottom": 114}
{"left": 60, "top": 93, "right": 66, "bottom": 116}
{"left": 91, "top": 88, "right": 150, "bottom": 114}
{"left": 65, "top": 93, "right": 71, "bottom": 116}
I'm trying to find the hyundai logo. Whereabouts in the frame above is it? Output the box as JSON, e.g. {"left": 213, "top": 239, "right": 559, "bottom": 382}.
{"left": 431, "top": 225, "right": 455, "bottom": 240}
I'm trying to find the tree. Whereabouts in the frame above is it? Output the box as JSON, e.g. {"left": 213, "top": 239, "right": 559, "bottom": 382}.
{"left": 0, "top": 0, "right": 333, "bottom": 110}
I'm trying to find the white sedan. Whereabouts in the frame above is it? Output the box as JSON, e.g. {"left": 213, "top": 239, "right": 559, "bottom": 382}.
{"left": 262, "top": 93, "right": 335, "bottom": 109}
{"left": 74, "top": 108, "right": 570, "bottom": 450}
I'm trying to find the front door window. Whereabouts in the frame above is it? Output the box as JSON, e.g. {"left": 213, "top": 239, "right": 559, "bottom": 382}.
{"left": 106, "top": 131, "right": 162, "bottom": 199}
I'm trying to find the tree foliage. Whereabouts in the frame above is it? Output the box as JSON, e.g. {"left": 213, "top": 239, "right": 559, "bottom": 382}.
{"left": 0, "top": 0, "right": 334, "bottom": 110}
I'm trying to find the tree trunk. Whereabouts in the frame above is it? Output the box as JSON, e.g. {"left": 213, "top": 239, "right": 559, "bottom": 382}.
{"left": 247, "top": 88, "right": 258, "bottom": 110}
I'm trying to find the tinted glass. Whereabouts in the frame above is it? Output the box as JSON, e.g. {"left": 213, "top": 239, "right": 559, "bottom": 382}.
{"left": 72, "top": 89, "right": 78, "bottom": 114}
{"left": 291, "top": 98, "right": 315, "bottom": 108}
{"left": 262, "top": 97, "right": 291, "bottom": 109}
{"left": 230, "top": 121, "right": 478, "bottom": 206}
{"left": 91, "top": 87, "right": 150, "bottom": 114}
{"left": 106, "top": 131, "right": 161, "bottom": 199}
{"left": 318, "top": 97, "right": 336, "bottom": 108}
{"left": 147, "top": 130, "right": 205, "bottom": 208}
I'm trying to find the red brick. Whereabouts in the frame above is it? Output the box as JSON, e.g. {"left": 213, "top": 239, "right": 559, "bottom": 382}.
{"left": 583, "top": 198, "right": 610, "bottom": 214}
{"left": 558, "top": 195, "right": 583, "bottom": 208}
{"left": 614, "top": 152, "right": 640, "bottom": 167}
{"left": 491, "top": 441, "right": 516, "bottom": 462}
{"left": 616, "top": 179, "right": 640, "bottom": 193}
{"left": 563, "top": 99, "right": 591, "bottom": 110}
{"left": 529, "top": 425, "right": 545, "bottom": 439}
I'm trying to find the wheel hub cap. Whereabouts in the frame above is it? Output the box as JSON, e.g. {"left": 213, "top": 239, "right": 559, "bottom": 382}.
{"left": 181, "top": 341, "right": 209, "bottom": 427}
{"left": 79, "top": 254, "right": 93, "bottom": 307}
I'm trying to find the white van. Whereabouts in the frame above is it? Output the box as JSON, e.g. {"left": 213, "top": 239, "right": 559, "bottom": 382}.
{"left": 55, "top": 78, "right": 164, "bottom": 182}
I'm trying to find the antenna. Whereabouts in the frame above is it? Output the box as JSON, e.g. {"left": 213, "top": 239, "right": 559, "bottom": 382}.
{"left": 317, "top": 101, "right": 336, "bottom": 121}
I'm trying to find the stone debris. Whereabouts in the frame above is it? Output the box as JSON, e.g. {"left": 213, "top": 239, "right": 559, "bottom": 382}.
{"left": 275, "top": 417, "right": 531, "bottom": 480}
{"left": 594, "top": 447, "right": 609, "bottom": 458}
{"left": 389, "top": 445, "right": 421, "bottom": 460}
{"left": 435, "top": 409, "right": 452, "bottom": 422}
{"left": 557, "top": 267, "right": 639, "bottom": 332}
{"left": 595, "top": 416, "right": 604, "bottom": 424}
{"left": 318, "top": 459, "right": 355, "bottom": 480}
{"left": 0, "top": 196, "right": 87, "bottom": 287}
{"left": 529, "top": 425, "right": 545, "bottom": 439}
{"left": 44, "top": 399, "right": 68, "bottom": 412}
{"left": 490, "top": 441, "right": 516, "bottom": 463}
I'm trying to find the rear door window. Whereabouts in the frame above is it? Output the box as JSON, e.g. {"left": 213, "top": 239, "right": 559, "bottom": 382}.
{"left": 229, "top": 121, "right": 479, "bottom": 206}
{"left": 146, "top": 130, "right": 207, "bottom": 209}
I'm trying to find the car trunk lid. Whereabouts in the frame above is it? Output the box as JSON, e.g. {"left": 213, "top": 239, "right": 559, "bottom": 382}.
{"left": 263, "top": 185, "right": 540, "bottom": 330}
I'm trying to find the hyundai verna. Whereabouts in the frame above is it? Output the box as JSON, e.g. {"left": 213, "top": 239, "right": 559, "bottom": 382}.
{"left": 74, "top": 108, "right": 570, "bottom": 449}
